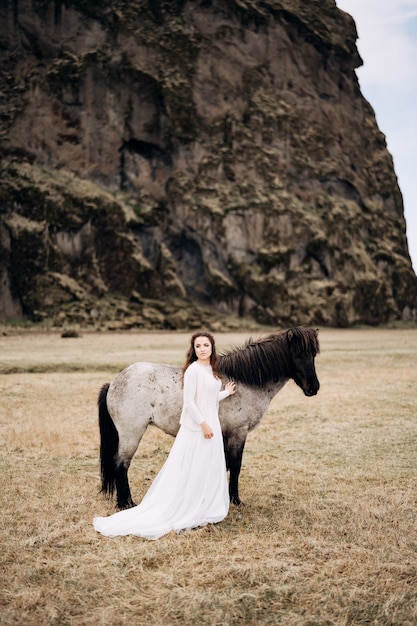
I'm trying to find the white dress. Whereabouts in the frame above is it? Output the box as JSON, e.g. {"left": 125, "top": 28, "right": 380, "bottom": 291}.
{"left": 93, "top": 362, "right": 230, "bottom": 539}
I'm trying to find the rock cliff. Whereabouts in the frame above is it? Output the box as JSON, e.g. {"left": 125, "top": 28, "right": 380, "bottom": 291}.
{"left": 1, "top": 0, "right": 416, "bottom": 329}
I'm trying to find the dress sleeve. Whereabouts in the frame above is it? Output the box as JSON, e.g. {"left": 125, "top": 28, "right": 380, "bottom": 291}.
{"left": 218, "top": 389, "right": 230, "bottom": 402}
{"left": 183, "top": 366, "right": 205, "bottom": 425}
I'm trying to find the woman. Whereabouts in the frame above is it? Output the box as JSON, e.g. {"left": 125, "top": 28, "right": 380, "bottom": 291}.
{"left": 93, "top": 331, "right": 236, "bottom": 539}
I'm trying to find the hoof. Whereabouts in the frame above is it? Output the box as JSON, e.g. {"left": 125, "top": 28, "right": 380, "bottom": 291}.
{"left": 230, "top": 495, "right": 244, "bottom": 506}
{"left": 117, "top": 500, "right": 136, "bottom": 510}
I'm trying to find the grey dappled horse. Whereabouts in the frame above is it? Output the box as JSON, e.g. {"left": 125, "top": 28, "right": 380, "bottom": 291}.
{"left": 98, "top": 327, "right": 320, "bottom": 509}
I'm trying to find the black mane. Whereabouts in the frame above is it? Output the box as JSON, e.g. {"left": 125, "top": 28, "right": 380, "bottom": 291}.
{"left": 218, "top": 327, "right": 319, "bottom": 387}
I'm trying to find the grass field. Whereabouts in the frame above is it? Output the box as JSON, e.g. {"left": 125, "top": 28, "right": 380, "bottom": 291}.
{"left": 1, "top": 328, "right": 416, "bottom": 625}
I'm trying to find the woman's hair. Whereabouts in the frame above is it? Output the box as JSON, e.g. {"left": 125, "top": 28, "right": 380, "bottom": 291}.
{"left": 182, "top": 331, "right": 221, "bottom": 382}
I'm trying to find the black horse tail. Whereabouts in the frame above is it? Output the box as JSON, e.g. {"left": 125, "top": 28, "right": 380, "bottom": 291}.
{"left": 98, "top": 383, "right": 118, "bottom": 498}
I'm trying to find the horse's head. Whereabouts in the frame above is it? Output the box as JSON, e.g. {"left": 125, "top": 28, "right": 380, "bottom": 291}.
{"left": 286, "top": 327, "right": 320, "bottom": 396}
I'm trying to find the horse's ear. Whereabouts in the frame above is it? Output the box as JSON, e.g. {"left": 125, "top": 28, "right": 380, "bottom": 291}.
{"left": 286, "top": 328, "right": 297, "bottom": 353}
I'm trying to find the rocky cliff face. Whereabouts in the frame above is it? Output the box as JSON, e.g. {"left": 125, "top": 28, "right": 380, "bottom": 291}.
{"left": 1, "top": 0, "right": 416, "bottom": 329}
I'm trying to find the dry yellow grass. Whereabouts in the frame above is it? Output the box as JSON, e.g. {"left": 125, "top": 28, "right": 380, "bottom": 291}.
{"left": 1, "top": 328, "right": 416, "bottom": 625}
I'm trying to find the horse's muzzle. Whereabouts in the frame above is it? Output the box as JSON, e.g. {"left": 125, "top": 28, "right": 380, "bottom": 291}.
{"left": 303, "top": 381, "right": 320, "bottom": 396}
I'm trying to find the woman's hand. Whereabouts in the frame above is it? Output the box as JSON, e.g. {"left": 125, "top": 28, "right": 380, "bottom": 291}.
{"left": 225, "top": 380, "right": 237, "bottom": 396}
{"left": 201, "top": 421, "right": 214, "bottom": 439}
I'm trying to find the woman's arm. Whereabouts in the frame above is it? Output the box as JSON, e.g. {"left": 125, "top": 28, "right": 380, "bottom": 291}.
{"left": 219, "top": 380, "right": 237, "bottom": 401}
{"left": 201, "top": 421, "right": 214, "bottom": 439}
{"left": 182, "top": 365, "right": 205, "bottom": 425}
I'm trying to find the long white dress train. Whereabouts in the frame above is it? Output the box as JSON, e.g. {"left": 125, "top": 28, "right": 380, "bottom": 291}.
{"left": 93, "top": 362, "right": 230, "bottom": 539}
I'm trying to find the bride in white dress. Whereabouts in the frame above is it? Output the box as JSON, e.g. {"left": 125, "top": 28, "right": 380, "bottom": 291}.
{"left": 93, "top": 332, "right": 237, "bottom": 539}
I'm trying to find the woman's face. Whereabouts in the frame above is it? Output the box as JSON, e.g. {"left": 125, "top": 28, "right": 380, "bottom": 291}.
{"left": 193, "top": 336, "right": 213, "bottom": 361}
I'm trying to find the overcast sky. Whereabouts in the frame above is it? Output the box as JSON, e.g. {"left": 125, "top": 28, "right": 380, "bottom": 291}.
{"left": 336, "top": 0, "right": 417, "bottom": 272}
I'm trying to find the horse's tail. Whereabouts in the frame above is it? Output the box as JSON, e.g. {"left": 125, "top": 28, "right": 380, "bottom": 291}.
{"left": 98, "top": 383, "right": 118, "bottom": 498}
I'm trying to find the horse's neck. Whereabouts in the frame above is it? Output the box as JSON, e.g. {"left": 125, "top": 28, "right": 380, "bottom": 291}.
{"left": 258, "top": 378, "right": 290, "bottom": 420}
{"left": 241, "top": 378, "right": 289, "bottom": 410}
{"left": 265, "top": 378, "right": 289, "bottom": 397}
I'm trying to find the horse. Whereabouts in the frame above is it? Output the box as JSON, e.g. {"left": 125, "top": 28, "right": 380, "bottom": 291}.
{"left": 98, "top": 326, "right": 320, "bottom": 509}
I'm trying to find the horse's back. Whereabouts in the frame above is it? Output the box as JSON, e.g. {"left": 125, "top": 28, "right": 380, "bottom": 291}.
{"left": 107, "top": 362, "right": 183, "bottom": 436}
{"left": 110, "top": 361, "right": 179, "bottom": 386}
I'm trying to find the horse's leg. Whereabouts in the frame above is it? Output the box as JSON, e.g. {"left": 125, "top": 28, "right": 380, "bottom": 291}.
{"left": 114, "top": 462, "right": 135, "bottom": 510}
{"left": 99, "top": 383, "right": 151, "bottom": 510}
{"left": 115, "top": 423, "right": 149, "bottom": 509}
{"left": 224, "top": 435, "right": 247, "bottom": 506}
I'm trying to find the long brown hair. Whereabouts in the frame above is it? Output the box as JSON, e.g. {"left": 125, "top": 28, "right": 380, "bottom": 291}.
{"left": 181, "top": 331, "right": 221, "bottom": 383}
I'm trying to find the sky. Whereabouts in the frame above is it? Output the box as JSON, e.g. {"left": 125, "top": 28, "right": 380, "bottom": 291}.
{"left": 336, "top": 0, "right": 417, "bottom": 272}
